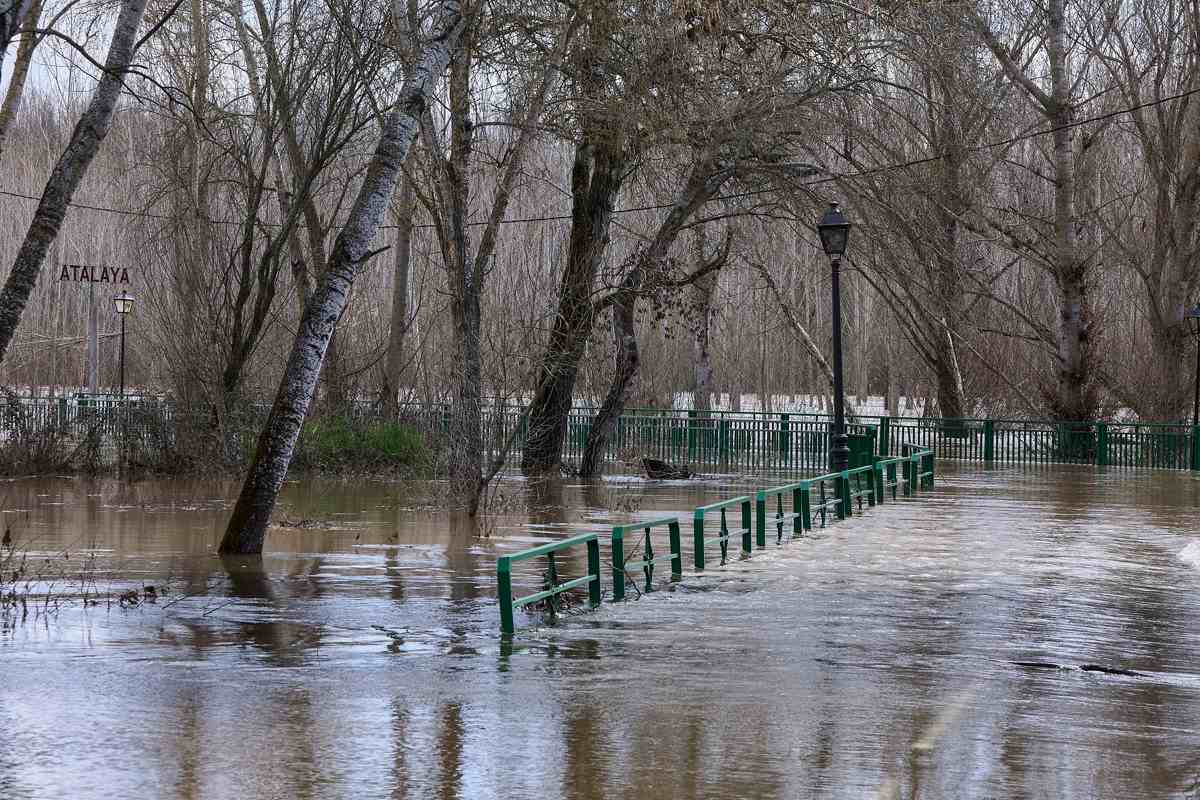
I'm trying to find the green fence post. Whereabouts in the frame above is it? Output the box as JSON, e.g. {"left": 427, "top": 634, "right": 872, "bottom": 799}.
{"left": 611, "top": 527, "right": 626, "bottom": 601}
{"left": 587, "top": 538, "right": 602, "bottom": 608}
{"left": 497, "top": 556, "right": 514, "bottom": 634}
{"left": 668, "top": 521, "right": 683, "bottom": 579}
{"left": 755, "top": 492, "right": 766, "bottom": 549}
{"left": 983, "top": 419, "right": 995, "bottom": 464}
{"left": 911, "top": 455, "right": 920, "bottom": 494}
{"left": 741, "top": 499, "right": 753, "bottom": 554}
{"left": 1193, "top": 425, "right": 1200, "bottom": 471}
{"left": 879, "top": 416, "right": 890, "bottom": 457}
{"left": 1096, "top": 422, "right": 1108, "bottom": 468}
{"left": 926, "top": 452, "right": 935, "bottom": 488}
{"left": 719, "top": 419, "right": 730, "bottom": 463}
{"left": 874, "top": 461, "right": 884, "bottom": 504}
{"left": 642, "top": 528, "right": 654, "bottom": 593}
{"left": 792, "top": 486, "right": 804, "bottom": 538}
{"left": 800, "top": 481, "right": 812, "bottom": 531}
{"left": 693, "top": 512, "right": 706, "bottom": 571}
{"left": 837, "top": 472, "right": 849, "bottom": 519}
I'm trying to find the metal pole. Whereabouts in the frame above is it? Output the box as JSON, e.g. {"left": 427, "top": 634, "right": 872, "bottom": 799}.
{"left": 1192, "top": 337, "right": 1200, "bottom": 428}
{"left": 830, "top": 254, "right": 850, "bottom": 473}
{"left": 119, "top": 313, "right": 126, "bottom": 398}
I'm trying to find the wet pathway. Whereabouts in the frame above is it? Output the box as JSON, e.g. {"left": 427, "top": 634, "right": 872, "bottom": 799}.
{"left": 2, "top": 466, "right": 1200, "bottom": 798}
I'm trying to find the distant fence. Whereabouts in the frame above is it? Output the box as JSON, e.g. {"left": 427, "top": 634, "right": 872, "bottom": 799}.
{"left": 4, "top": 395, "right": 1198, "bottom": 472}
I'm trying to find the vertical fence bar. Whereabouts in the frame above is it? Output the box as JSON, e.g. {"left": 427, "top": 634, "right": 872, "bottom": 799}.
{"left": 1096, "top": 422, "right": 1108, "bottom": 468}
{"left": 693, "top": 511, "right": 706, "bottom": 571}
{"left": 741, "top": 499, "right": 753, "bottom": 554}
{"left": 668, "top": 521, "right": 682, "bottom": 579}
{"left": 755, "top": 492, "right": 767, "bottom": 550}
{"left": 611, "top": 527, "right": 626, "bottom": 601}
{"left": 879, "top": 416, "right": 890, "bottom": 457}
{"left": 497, "top": 556, "right": 514, "bottom": 634}
{"left": 587, "top": 538, "right": 602, "bottom": 607}
{"left": 983, "top": 419, "right": 995, "bottom": 464}
{"left": 800, "top": 481, "right": 812, "bottom": 531}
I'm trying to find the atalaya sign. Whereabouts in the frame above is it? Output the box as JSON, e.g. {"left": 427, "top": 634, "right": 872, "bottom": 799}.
{"left": 59, "top": 263, "right": 132, "bottom": 284}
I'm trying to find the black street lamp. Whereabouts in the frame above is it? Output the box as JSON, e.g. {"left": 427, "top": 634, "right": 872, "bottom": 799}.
{"left": 113, "top": 291, "right": 134, "bottom": 397}
{"left": 1187, "top": 304, "right": 1200, "bottom": 427}
{"left": 817, "top": 202, "right": 851, "bottom": 473}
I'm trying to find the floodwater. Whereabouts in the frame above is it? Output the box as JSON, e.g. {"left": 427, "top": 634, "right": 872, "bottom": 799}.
{"left": 2, "top": 465, "right": 1200, "bottom": 799}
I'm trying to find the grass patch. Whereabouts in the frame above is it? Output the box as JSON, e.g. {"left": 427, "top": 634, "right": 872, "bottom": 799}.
{"left": 292, "top": 416, "right": 429, "bottom": 474}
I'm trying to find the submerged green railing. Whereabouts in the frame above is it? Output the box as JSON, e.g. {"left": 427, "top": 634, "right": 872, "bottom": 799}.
{"left": 611, "top": 516, "right": 683, "bottom": 600}
{"left": 496, "top": 533, "right": 602, "bottom": 635}
{"left": 497, "top": 450, "right": 938, "bottom": 632}
{"left": 693, "top": 495, "right": 753, "bottom": 570}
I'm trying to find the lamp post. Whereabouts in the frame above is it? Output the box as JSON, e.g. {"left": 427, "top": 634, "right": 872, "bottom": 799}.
{"left": 817, "top": 202, "right": 851, "bottom": 473}
{"left": 1187, "top": 304, "right": 1200, "bottom": 428}
{"left": 113, "top": 291, "right": 134, "bottom": 397}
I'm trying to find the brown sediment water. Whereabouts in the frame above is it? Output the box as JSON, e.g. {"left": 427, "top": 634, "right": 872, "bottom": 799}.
{"left": 1, "top": 465, "right": 1199, "bottom": 799}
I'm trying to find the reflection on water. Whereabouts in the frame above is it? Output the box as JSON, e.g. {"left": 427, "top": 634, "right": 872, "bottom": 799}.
{"left": 2, "top": 467, "right": 1200, "bottom": 799}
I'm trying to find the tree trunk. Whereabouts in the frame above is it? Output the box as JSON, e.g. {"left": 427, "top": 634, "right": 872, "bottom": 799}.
{"left": 0, "top": 0, "right": 40, "bottom": 156}
{"left": 521, "top": 139, "right": 626, "bottom": 475}
{"left": 690, "top": 233, "right": 717, "bottom": 414}
{"left": 218, "top": 0, "right": 465, "bottom": 555}
{"left": 381, "top": 180, "right": 416, "bottom": 417}
{"left": 0, "top": 0, "right": 33, "bottom": 80}
{"left": 1046, "top": 0, "right": 1094, "bottom": 420}
{"left": 579, "top": 268, "right": 641, "bottom": 478}
{"left": 0, "top": 0, "right": 149, "bottom": 366}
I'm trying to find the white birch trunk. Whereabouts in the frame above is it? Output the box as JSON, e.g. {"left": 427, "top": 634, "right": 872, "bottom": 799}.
{"left": 218, "top": 0, "right": 465, "bottom": 554}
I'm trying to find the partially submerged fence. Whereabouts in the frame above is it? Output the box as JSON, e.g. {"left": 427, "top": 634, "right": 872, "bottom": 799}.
{"left": 6, "top": 394, "right": 1198, "bottom": 472}
{"left": 496, "top": 449, "right": 936, "bottom": 633}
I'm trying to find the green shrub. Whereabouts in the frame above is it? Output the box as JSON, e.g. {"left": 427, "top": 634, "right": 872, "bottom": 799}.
{"left": 292, "top": 416, "right": 428, "bottom": 473}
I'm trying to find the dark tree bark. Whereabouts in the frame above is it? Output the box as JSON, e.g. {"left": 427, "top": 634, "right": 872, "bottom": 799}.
{"left": 521, "top": 138, "right": 626, "bottom": 474}
{"left": 0, "top": 0, "right": 149, "bottom": 366}
{"left": 381, "top": 180, "right": 416, "bottom": 418}
{"left": 579, "top": 266, "right": 641, "bottom": 478}
{"left": 218, "top": 1, "right": 465, "bottom": 555}
{"left": 577, "top": 159, "right": 735, "bottom": 477}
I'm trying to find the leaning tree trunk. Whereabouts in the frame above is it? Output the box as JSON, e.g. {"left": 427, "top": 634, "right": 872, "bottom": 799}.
{"left": 579, "top": 268, "right": 641, "bottom": 478}
{"left": 0, "top": 0, "right": 40, "bottom": 156}
{"left": 219, "top": 1, "right": 465, "bottom": 555}
{"left": 0, "top": 0, "right": 148, "bottom": 366}
{"left": 521, "top": 139, "right": 625, "bottom": 475}
{"left": 0, "top": 0, "right": 34, "bottom": 82}
{"left": 381, "top": 180, "right": 416, "bottom": 418}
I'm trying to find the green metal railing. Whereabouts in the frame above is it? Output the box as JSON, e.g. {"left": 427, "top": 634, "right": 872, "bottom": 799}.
{"left": 496, "top": 449, "right": 939, "bottom": 632}
{"left": 496, "top": 533, "right": 602, "bottom": 635}
{"left": 692, "top": 495, "right": 754, "bottom": 570}
{"left": 11, "top": 394, "right": 1195, "bottom": 472}
{"left": 611, "top": 516, "right": 683, "bottom": 600}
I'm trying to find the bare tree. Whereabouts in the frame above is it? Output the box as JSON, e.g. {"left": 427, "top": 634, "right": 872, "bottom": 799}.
{"left": 219, "top": 0, "right": 465, "bottom": 555}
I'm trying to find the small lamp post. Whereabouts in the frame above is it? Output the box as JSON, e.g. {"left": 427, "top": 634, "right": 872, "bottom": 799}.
{"left": 817, "top": 202, "right": 851, "bottom": 473}
{"left": 112, "top": 291, "right": 134, "bottom": 397}
{"left": 1187, "top": 304, "right": 1200, "bottom": 428}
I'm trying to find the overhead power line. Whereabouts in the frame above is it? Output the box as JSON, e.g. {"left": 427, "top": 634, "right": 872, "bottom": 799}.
{"left": 1, "top": 84, "right": 1196, "bottom": 230}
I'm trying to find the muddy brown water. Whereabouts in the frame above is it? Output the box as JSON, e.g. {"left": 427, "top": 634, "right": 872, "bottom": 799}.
{"left": 2, "top": 465, "right": 1200, "bottom": 799}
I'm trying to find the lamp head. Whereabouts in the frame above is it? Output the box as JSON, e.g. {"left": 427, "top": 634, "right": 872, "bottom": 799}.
{"left": 817, "top": 202, "right": 851, "bottom": 257}
{"left": 113, "top": 291, "right": 134, "bottom": 315}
